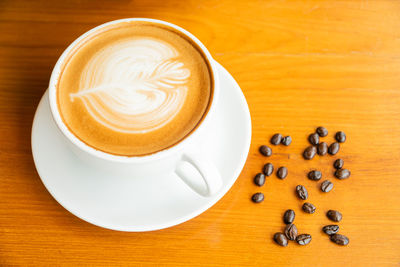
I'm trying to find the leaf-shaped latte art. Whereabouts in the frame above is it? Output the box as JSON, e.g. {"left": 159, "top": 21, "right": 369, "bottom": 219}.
{"left": 70, "top": 38, "right": 190, "bottom": 133}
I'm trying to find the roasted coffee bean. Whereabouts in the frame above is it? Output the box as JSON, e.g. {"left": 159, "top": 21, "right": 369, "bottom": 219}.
{"left": 328, "top": 142, "right": 340, "bottom": 155}
{"left": 251, "top": 192, "right": 264, "bottom": 203}
{"left": 317, "top": 142, "right": 328, "bottom": 156}
{"left": 327, "top": 210, "right": 342, "bottom": 222}
{"left": 259, "top": 145, "right": 272, "bottom": 157}
{"left": 330, "top": 234, "right": 349, "bottom": 246}
{"left": 335, "top": 168, "right": 351, "bottom": 179}
{"left": 296, "top": 185, "right": 308, "bottom": 200}
{"left": 321, "top": 180, "right": 333, "bottom": 192}
{"left": 302, "top": 202, "right": 316, "bottom": 214}
{"left": 271, "top": 133, "right": 283, "bottom": 145}
{"left": 283, "top": 209, "right": 295, "bottom": 224}
{"left": 263, "top": 163, "right": 274, "bottom": 176}
{"left": 274, "top": 233, "right": 288, "bottom": 247}
{"left": 334, "top": 158, "right": 344, "bottom": 169}
{"left": 277, "top": 167, "right": 288, "bottom": 179}
{"left": 281, "top": 136, "right": 292, "bottom": 146}
{"left": 316, "top": 126, "right": 328, "bottom": 137}
{"left": 253, "top": 173, "right": 265, "bottom": 186}
{"left": 322, "top": 225, "right": 339, "bottom": 235}
{"left": 284, "top": 224, "right": 298, "bottom": 241}
{"left": 303, "top": 146, "right": 317, "bottom": 160}
{"left": 296, "top": 234, "right": 312, "bottom": 245}
{"left": 335, "top": 131, "right": 346, "bottom": 143}
{"left": 308, "top": 170, "right": 322, "bottom": 181}
{"left": 308, "top": 133, "right": 320, "bottom": 145}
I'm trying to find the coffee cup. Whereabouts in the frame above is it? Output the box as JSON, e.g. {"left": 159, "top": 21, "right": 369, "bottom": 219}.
{"left": 48, "top": 18, "right": 222, "bottom": 196}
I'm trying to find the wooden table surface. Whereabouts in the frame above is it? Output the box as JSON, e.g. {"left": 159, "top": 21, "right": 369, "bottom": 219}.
{"left": 1, "top": 0, "right": 400, "bottom": 266}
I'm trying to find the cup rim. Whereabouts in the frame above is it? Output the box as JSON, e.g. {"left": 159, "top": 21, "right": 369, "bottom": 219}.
{"left": 48, "top": 18, "right": 219, "bottom": 163}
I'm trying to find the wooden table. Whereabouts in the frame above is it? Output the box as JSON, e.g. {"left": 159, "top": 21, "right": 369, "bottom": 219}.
{"left": 1, "top": 0, "right": 400, "bottom": 265}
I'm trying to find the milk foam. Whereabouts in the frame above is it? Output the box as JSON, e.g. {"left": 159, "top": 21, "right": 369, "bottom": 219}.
{"left": 69, "top": 38, "right": 190, "bottom": 133}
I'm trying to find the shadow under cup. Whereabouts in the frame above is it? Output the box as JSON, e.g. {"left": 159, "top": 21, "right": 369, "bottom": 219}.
{"left": 47, "top": 18, "right": 220, "bottom": 179}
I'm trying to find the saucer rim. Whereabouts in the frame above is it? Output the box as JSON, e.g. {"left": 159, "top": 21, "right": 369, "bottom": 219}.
{"left": 31, "top": 60, "right": 252, "bottom": 232}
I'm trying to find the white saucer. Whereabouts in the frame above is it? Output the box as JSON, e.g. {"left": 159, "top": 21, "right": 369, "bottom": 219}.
{"left": 31, "top": 61, "right": 252, "bottom": 232}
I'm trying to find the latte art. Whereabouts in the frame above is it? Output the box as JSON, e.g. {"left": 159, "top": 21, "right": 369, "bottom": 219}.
{"left": 57, "top": 21, "right": 212, "bottom": 156}
{"left": 70, "top": 38, "right": 191, "bottom": 133}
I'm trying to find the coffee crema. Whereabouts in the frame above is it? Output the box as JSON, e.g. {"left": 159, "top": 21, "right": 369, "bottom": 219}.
{"left": 57, "top": 21, "right": 212, "bottom": 156}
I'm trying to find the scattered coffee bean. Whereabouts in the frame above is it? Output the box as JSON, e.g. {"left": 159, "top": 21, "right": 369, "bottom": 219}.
{"left": 259, "top": 145, "right": 272, "bottom": 157}
{"left": 308, "top": 170, "right": 322, "bottom": 181}
{"left": 296, "top": 185, "right": 308, "bottom": 200}
{"left": 335, "top": 131, "right": 346, "bottom": 143}
{"left": 258, "top": 128, "right": 350, "bottom": 247}
{"left": 283, "top": 209, "right": 295, "bottom": 224}
{"left": 330, "top": 234, "right": 349, "bottom": 246}
{"left": 327, "top": 210, "right": 342, "bottom": 222}
{"left": 320, "top": 180, "right": 333, "bottom": 192}
{"left": 334, "top": 158, "right": 344, "bottom": 169}
{"left": 316, "top": 126, "right": 328, "bottom": 137}
{"left": 271, "top": 133, "right": 283, "bottom": 145}
{"left": 322, "top": 225, "right": 339, "bottom": 235}
{"left": 253, "top": 173, "right": 265, "bottom": 186}
{"left": 274, "top": 232, "right": 288, "bottom": 247}
{"left": 284, "top": 224, "right": 298, "bottom": 241}
{"left": 303, "top": 146, "right": 317, "bottom": 160}
{"left": 317, "top": 142, "right": 328, "bottom": 156}
{"left": 251, "top": 192, "right": 264, "bottom": 203}
{"left": 277, "top": 167, "right": 288, "bottom": 179}
{"left": 296, "top": 234, "right": 312, "bottom": 245}
{"left": 335, "top": 168, "right": 351, "bottom": 179}
{"left": 263, "top": 163, "right": 274, "bottom": 176}
{"left": 308, "top": 133, "right": 320, "bottom": 145}
{"left": 302, "top": 202, "right": 316, "bottom": 214}
{"left": 328, "top": 142, "right": 340, "bottom": 155}
{"left": 281, "top": 136, "right": 292, "bottom": 146}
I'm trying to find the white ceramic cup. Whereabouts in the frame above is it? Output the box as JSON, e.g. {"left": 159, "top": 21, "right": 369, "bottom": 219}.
{"left": 48, "top": 18, "right": 222, "bottom": 197}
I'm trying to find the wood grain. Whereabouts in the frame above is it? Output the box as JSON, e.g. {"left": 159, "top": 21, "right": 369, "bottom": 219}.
{"left": 1, "top": 0, "right": 400, "bottom": 266}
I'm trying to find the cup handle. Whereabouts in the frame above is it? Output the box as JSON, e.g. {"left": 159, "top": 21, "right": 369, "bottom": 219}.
{"left": 175, "top": 151, "right": 222, "bottom": 197}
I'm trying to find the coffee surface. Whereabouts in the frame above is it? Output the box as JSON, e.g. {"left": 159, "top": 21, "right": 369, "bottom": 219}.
{"left": 57, "top": 21, "right": 212, "bottom": 156}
